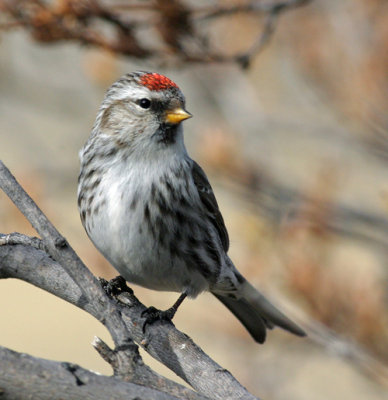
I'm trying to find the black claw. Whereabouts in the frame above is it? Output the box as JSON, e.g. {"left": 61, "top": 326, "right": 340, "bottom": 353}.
{"left": 141, "top": 306, "right": 176, "bottom": 333}
{"left": 141, "top": 293, "right": 187, "bottom": 333}
{"left": 100, "top": 276, "right": 133, "bottom": 298}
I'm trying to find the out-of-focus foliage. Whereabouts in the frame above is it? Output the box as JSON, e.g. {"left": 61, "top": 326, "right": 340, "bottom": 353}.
{"left": 0, "top": 0, "right": 311, "bottom": 67}
{"left": 283, "top": 0, "right": 388, "bottom": 158}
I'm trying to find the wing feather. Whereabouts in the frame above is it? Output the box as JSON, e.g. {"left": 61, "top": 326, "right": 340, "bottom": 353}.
{"left": 191, "top": 161, "right": 229, "bottom": 252}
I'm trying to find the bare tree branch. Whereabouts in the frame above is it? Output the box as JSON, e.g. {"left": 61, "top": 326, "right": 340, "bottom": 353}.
{"left": 0, "top": 237, "right": 257, "bottom": 400}
{"left": 0, "top": 243, "right": 205, "bottom": 398}
{"left": 0, "top": 160, "right": 260, "bottom": 399}
{"left": 0, "top": 345, "right": 184, "bottom": 400}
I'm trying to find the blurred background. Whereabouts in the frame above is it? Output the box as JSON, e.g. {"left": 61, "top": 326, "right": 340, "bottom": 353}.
{"left": 0, "top": 0, "right": 388, "bottom": 399}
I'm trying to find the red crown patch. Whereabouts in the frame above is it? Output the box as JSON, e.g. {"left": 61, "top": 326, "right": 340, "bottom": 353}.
{"left": 139, "top": 73, "right": 179, "bottom": 91}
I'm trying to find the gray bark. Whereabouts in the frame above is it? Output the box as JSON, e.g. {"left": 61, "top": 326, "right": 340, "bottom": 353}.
{"left": 0, "top": 345, "right": 181, "bottom": 400}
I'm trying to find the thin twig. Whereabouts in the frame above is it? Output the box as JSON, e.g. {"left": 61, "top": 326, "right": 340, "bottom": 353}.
{"left": 195, "top": 0, "right": 311, "bottom": 20}
{"left": 236, "top": 8, "right": 280, "bottom": 69}
{"left": 0, "top": 232, "right": 44, "bottom": 250}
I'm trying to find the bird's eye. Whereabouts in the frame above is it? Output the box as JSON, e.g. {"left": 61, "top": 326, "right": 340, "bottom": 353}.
{"left": 138, "top": 98, "right": 151, "bottom": 109}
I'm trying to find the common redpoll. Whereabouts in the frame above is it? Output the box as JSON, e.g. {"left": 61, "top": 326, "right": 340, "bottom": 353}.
{"left": 78, "top": 71, "right": 306, "bottom": 343}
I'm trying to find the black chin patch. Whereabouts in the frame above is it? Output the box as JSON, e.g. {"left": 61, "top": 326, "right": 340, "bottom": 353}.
{"left": 156, "top": 123, "right": 178, "bottom": 145}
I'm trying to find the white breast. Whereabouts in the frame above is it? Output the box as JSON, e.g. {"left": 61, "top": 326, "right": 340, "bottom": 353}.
{"left": 86, "top": 146, "right": 209, "bottom": 297}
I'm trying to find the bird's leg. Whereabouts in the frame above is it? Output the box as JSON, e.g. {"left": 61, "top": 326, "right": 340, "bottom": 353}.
{"left": 166, "top": 292, "right": 187, "bottom": 318}
{"left": 142, "top": 293, "right": 187, "bottom": 332}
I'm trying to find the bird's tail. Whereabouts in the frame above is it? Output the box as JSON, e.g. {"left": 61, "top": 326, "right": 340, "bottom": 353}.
{"left": 213, "top": 280, "right": 306, "bottom": 343}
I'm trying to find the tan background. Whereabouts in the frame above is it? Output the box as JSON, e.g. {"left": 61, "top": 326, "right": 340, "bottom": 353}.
{"left": 1, "top": 1, "right": 388, "bottom": 398}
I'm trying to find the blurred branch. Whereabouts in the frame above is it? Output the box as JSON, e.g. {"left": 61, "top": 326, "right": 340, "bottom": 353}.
{"left": 197, "top": 0, "right": 311, "bottom": 68}
{"left": 211, "top": 167, "right": 388, "bottom": 252}
{"left": 195, "top": 0, "right": 311, "bottom": 19}
{"left": 236, "top": 5, "right": 280, "bottom": 69}
{"left": 0, "top": 0, "right": 312, "bottom": 67}
{"left": 362, "top": 121, "right": 388, "bottom": 163}
{"left": 0, "top": 160, "right": 258, "bottom": 400}
{"left": 306, "top": 320, "right": 388, "bottom": 386}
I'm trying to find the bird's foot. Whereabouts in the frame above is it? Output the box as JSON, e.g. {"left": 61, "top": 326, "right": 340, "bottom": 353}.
{"left": 141, "top": 293, "right": 187, "bottom": 332}
{"left": 100, "top": 275, "right": 133, "bottom": 298}
{"left": 141, "top": 306, "right": 177, "bottom": 333}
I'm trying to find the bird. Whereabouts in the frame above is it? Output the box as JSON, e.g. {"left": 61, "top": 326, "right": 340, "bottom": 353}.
{"left": 77, "top": 71, "right": 306, "bottom": 343}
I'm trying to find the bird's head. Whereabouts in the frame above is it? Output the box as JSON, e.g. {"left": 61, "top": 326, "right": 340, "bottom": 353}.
{"left": 94, "top": 71, "right": 192, "bottom": 153}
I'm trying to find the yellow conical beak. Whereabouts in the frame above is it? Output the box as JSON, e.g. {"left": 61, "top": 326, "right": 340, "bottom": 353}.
{"left": 165, "top": 108, "right": 192, "bottom": 125}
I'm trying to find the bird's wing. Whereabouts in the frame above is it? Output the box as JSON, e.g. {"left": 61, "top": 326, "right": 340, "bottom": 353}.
{"left": 191, "top": 160, "right": 230, "bottom": 252}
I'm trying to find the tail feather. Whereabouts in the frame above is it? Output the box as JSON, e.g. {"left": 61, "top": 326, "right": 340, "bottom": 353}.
{"left": 213, "top": 281, "right": 306, "bottom": 343}
{"left": 213, "top": 293, "right": 268, "bottom": 343}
